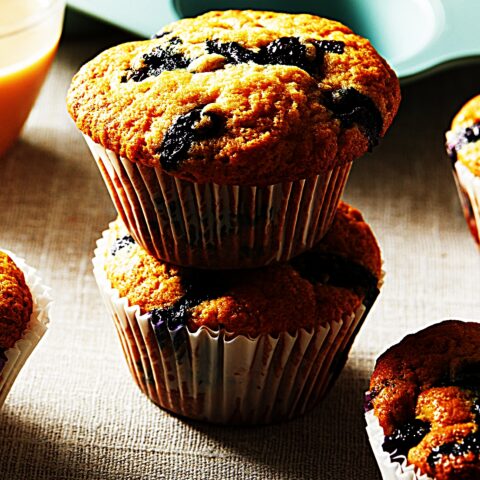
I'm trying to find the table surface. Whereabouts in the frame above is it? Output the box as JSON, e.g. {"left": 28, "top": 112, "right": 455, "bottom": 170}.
{"left": 0, "top": 35, "right": 479, "bottom": 480}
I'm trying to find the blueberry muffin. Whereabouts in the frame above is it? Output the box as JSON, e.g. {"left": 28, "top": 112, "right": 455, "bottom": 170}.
{"left": 68, "top": 10, "right": 400, "bottom": 185}
{"left": 0, "top": 250, "right": 50, "bottom": 407}
{"left": 93, "top": 201, "right": 382, "bottom": 423}
{"left": 446, "top": 95, "right": 480, "bottom": 246}
{"left": 0, "top": 251, "right": 32, "bottom": 363}
{"left": 367, "top": 320, "right": 480, "bottom": 479}
{"left": 70, "top": 10, "right": 400, "bottom": 268}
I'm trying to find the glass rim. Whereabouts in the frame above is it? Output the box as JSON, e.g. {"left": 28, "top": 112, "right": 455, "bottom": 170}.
{"left": 0, "top": 0, "right": 65, "bottom": 39}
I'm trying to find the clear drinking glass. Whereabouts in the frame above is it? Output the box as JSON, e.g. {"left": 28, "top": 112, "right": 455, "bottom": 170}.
{"left": 0, "top": 0, "right": 65, "bottom": 156}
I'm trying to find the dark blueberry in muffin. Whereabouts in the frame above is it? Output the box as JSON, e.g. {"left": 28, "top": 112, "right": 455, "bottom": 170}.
{"left": 313, "top": 39, "right": 345, "bottom": 55}
{"left": 383, "top": 420, "right": 431, "bottom": 459}
{"left": 168, "top": 36, "right": 182, "bottom": 46}
{"left": 159, "top": 106, "right": 225, "bottom": 171}
{"left": 324, "top": 87, "right": 383, "bottom": 148}
{"left": 150, "top": 297, "right": 196, "bottom": 332}
{"left": 111, "top": 234, "right": 135, "bottom": 256}
{"left": 206, "top": 37, "right": 345, "bottom": 77}
{"left": 149, "top": 269, "right": 227, "bottom": 331}
{"left": 125, "top": 35, "right": 346, "bottom": 83}
{"left": 428, "top": 431, "right": 480, "bottom": 468}
{"left": 205, "top": 39, "right": 257, "bottom": 64}
{"left": 258, "top": 37, "right": 312, "bottom": 71}
{"left": 123, "top": 38, "right": 191, "bottom": 82}
{"left": 446, "top": 122, "right": 480, "bottom": 162}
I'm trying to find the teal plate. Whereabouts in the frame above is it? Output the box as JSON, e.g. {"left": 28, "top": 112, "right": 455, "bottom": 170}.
{"left": 67, "top": 0, "right": 480, "bottom": 81}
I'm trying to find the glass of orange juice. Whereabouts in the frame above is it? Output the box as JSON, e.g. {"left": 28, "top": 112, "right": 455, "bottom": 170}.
{"left": 0, "top": 0, "right": 65, "bottom": 156}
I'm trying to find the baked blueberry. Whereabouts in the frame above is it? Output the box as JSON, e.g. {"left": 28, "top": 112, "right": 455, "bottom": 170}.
{"left": 313, "top": 39, "right": 345, "bottom": 54}
{"left": 205, "top": 39, "right": 257, "bottom": 64}
{"left": 428, "top": 431, "right": 480, "bottom": 468}
{"left": 206, "top": 36, "right": 345, "bottom": 78}
{"left": 383, "top": 420, "right": 430, "bottom": 459}
{"left": 159, "top": 106, "right": 225, "bottom": 171}
{"left": 324, "top": 87, "right": 383, "bottom": 148}
{"left": 123, "top": 38, "right": 191, "bottom": 82}
{"left": 446, "top": 122, "right": 480, "bottom": 162}
{"left": 110, "top": 234, "right": 135, "bottom": 256}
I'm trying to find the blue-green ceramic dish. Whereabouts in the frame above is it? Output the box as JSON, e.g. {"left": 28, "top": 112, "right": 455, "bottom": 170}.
{"left": 67, "top": 0, "right": 480, "bottom": 81}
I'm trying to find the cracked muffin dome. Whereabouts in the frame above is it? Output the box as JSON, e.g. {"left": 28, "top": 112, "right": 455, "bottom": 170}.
{"left": 67, "top": 10, "right": 400, "bottom": 186}
{"left": 101, "top": 201, "right": 381, "bottom": 337}
{"left": 368, "top": 320, "right": 480, "bottom": 480}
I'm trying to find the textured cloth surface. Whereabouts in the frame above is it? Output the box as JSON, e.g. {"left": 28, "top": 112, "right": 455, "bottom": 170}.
{"left": 0, "top": 38, "right": 479, "bottom": 480}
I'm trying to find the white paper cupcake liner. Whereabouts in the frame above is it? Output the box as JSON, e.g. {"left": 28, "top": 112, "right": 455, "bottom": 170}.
{"left": 0, "top": 249, "right": 52, "bottom": 407}
{"left": 365, "top": 410, "right": 434, "bottom": 480}
{"left": 93, "top": 229, "right": 379, "bottom": 424}
{"left": 85, "top": 136, "right": 352, "bottom": 269}
{"left": 453, "top": 161, "right": 480, "bottom": 246}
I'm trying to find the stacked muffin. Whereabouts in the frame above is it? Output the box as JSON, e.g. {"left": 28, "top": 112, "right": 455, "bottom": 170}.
{"left": 67, "top": 10, "right": 400, "bottom": 423}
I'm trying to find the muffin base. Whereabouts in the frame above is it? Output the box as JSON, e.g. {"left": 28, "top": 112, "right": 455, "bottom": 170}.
{"left": 85, "top": 136, "right": 352, "bottom": 269}
{"left": 0, "top": 249, "right": 52, "bottom": 407}
{"left": 93, "top": 229, "right": 379, "bottom": 424}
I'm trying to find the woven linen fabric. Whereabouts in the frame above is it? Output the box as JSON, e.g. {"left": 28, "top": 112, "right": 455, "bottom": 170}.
{"left": 0, "top": 37, "right": 479, "bottom": 480}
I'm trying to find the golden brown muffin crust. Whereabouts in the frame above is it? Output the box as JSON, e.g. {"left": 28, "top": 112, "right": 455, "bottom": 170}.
{"left": 103, "top": 201, "right": 380, "bottom": 336}
{"left": 0, "top": 251, "right": 33, "bottom": 350}
{"left": 313, "top": 201, "right": 382, "bottom": 279}
{"left": 416, "top": 387, "right": 476, "bottom": 428}
{"left": 67, "top": 10, "right": 400, "bottom": 186}
{"left": 409, "top": 423, "right": 480, "bottom": 480}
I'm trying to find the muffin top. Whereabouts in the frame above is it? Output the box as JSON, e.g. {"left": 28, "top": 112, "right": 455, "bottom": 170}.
{"left": 446, "top": 94, "right": 480, "bottom": 176}
{"left": 68, "top": 10, "right": 400, "bottom": 186}
{"left": 0, "top": 251, "right": 33, "bottom": 352}
{"left": 101, "top": 201, "right": 381, "bottom": 337}
{"left": 368, "top": 320, "right": 480, "bottom": 480}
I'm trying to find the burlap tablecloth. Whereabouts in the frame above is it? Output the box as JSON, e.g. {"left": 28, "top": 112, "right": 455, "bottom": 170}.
{"left": 0, "top": 37, "right": 479, "bottom": 480}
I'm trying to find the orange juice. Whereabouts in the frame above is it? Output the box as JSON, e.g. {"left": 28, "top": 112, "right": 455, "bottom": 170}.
{"left": 0, "top": 45, "right": 58, "bottom": 155}
{"left": 0, "top": 0, "right": 64, "bottom": 156}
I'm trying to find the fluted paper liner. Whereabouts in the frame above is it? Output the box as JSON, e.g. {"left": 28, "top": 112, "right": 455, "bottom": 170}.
{"left": 0, "top": 249, "right": 52, "bottom": 407}
{"left": 85, "top": 136, "right": 352, "bottom": 269}
{"left": 453, "top": 161, "right": 480, "bottom": 246}
{"left": 93, "top": 229, "right": 379, "bottom": 424}
{"left": 365, "top": 410, "right": 433, "bottom": 480}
